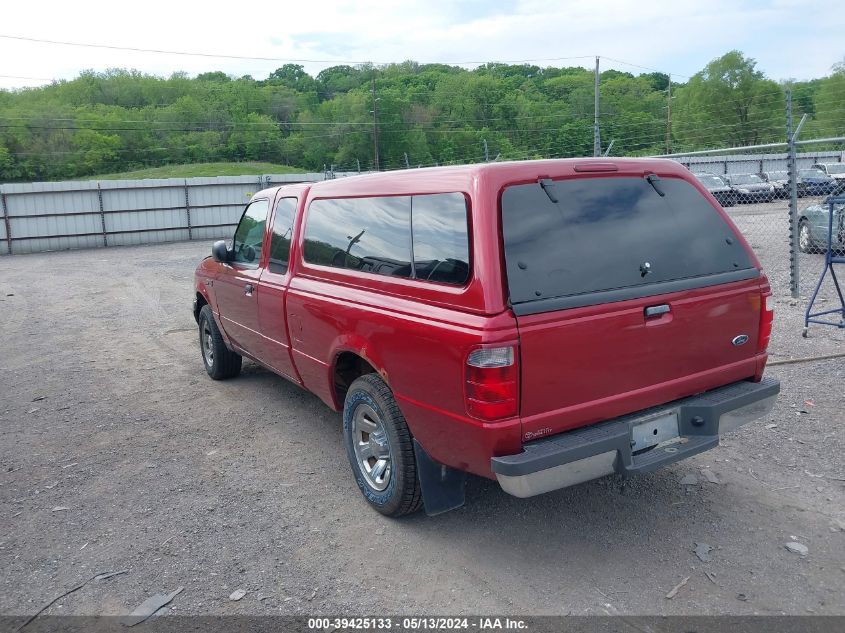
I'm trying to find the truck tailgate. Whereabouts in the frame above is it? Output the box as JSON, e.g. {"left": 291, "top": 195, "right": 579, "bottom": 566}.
{"left": 515, "top": 277, "right": 764, "bottom": 438}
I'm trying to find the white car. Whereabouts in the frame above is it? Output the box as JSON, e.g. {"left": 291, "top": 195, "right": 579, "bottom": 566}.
{"left": 811, "top": 163, "right": 845, "bottom": 193}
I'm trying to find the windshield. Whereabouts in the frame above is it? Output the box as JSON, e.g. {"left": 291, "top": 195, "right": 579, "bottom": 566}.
{"left": 500, "top": 176, "right": 754, "bottom": 308}
{"left": 765, "top": 171, "right": 787, "bottom": 180}
{"left": 695, "top": 174, "right": 725, "bottom": 187}
{"left": 800, "top": 169, "right": 826, "bottom": 179}
{"left": 824, "top": 164, "right": 845, "bottom": 175}
{"left": 731, "top": 174, "right": 763, "bottom": 185}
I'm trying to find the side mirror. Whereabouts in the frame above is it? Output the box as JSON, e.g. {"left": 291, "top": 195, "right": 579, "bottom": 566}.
{"left": 212, "top": 240, "right": 230, "bottom": 263}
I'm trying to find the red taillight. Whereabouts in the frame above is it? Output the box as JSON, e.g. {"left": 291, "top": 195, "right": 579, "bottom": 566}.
{"left": 758, "top": 292, "right": 773, "bottom": 353}
{"left": 465, "top": 346, "right": 519, "bottom": 421}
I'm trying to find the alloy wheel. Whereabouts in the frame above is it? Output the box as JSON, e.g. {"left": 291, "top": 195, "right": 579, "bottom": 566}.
{"left": 351, "top": 403, "right": 392, "bottom": 491}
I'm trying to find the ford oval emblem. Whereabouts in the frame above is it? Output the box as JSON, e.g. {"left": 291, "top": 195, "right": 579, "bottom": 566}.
{"left": 732, "top": 334, "right": 749, "bottom": 346}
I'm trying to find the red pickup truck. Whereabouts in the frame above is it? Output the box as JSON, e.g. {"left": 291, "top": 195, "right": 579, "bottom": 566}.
{"left": 193, "top": 158, "right": 779, "bottom": 516}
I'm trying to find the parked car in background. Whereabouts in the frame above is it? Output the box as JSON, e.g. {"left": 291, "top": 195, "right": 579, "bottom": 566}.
{"left": 760, "top": 171, "right": 789, "bottom": 199}
{"left": 798, "top": 200, "right": 845, "bottom": 253}
{"left": 193, "top": 158, "right": 779, "bottom": 517}
{"left": 800, "top": 168, "right": 840, "bottom": 197}
{"left": 811, "top": 163, "right": 845, "bottom": 193}
{"left": 723, "top": 174, "right": 775, "bottom": 203}
{"left": 693, "top": 173, "right": 736, "bottom": 207}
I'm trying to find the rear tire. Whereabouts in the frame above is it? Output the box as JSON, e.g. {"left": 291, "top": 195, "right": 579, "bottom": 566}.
{"left": 198, "top": 304, "right": 242, "bottom": 380}
{"left": 343, "top": 374, "right": 423, "bottom": 517}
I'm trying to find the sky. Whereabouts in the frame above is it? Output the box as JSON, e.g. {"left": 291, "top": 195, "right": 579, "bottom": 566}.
{"left": 1, "top": 0, "right": 843, "bottom": 90}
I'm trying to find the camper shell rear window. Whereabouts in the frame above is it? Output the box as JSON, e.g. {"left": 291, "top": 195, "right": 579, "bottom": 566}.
{"left": 500, "top": 175, "right": 756, "bottom": 315}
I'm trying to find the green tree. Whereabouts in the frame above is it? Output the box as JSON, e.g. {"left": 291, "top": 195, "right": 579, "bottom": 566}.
{"left": 0, "top": 144, "right": 16, "bottom": 179}
{"left": 268, "top": 64, "right": 318, "bottom": 93}
{"left": 0, "top": 51, "right": 833, "bottom": 182}
{"left": 811, "top": 62, "right": 845, "bottom": 137}
{"left": 196, "top": 71, "right": 231, "bottom": 82}
{"left": 316, "top": 65, "right": 366, "bottom": 97}
{"left": 673, "top": 51, "right": 784, "bottom": 148}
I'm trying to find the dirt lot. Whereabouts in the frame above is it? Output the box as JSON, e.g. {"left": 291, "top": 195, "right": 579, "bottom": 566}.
{"left": 1, "top": 204, "right": 844, "bottom": 617}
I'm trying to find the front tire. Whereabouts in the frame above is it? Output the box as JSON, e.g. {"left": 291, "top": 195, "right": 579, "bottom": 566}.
{"left": 198, "top": 304, "right": 242, "bottom": 380}
{"left": 798, "top": 219, "right": 816, "bottom": 254}
{"left": 343, "top": 374, "right": 422, "bottom": 517}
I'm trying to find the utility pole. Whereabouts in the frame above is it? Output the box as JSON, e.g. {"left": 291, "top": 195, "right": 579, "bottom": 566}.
{"left": 666, "top": 75, "right": 672, "bottom": 154}
{"left": 371, "top": 70, "right": 380, "bottom": 171}
{"left": 593, "top": 56, "right": 601, "bottom": 157}
{"left": 483, "top": 138, "right": 489, "bottom": 162}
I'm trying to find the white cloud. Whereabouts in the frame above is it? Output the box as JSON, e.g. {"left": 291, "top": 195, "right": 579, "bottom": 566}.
{"left": 0, "top": 0, "right": 842, "bottom": 89}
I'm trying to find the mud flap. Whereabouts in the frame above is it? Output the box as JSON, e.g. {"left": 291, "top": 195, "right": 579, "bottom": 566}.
{"left": 413, "top": 439, "right": 466, "bottom": 516}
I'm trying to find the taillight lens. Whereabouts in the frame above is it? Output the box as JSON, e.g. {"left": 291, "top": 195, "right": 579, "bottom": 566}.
{"left": 465, "top": 346, "right": 519, "bottom": 421}
{"left": 758, "top": 292, "right": 773, "bottom": 353}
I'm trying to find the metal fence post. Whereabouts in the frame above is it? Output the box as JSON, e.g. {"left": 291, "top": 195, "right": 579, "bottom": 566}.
{"left": 786, "top": 91, "right": 808, "bottom": 299}
{"left": 786, "top": 91, "right": 799, "bottom": 298}
{"left": 1, "top": 187, "right": 12, "bottom": 255}
{"left": 184, "top": 181, "right": 193, "bottom": 241}
{"left": 96, "top": 183, "right": 107, "bottom": 247}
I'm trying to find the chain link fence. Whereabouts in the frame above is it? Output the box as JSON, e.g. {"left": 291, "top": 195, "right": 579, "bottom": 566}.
{"left": 652, "top": 94, "right": 845, "bottom": 302}
{"left": 667, "top": 152, "right": 796, "bottom": 299}
{"left": 793, "top": 138, "right": 845, "bottom": 334}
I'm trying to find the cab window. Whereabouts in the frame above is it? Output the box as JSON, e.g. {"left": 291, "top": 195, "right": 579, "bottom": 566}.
{"left": 232, "top": 199, "right": 269, "bottom": 267}
{"left": 268, "top": 197, "right": 298, "bottom": 274}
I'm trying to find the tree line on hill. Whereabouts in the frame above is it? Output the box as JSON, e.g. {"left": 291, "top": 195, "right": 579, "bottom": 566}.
{"left": 0, "top": 51, "right": 842, "bottom": 181}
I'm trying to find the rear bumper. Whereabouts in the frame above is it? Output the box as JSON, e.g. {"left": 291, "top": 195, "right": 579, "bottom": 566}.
{"left": 491, "top": 378, "right": 779, "bottom": 498}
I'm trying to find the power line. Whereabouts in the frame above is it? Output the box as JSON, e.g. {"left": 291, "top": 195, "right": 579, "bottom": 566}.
{"left": 0, "top": 33, "right": 367, "bottom": 64}
{"left": 0, "top": 115, "right": 597, "bottom": 133}
{"left": 0, "top": 73, "right": 55, "bottom": 81}
{"left": 601, "top": 56, "right": 692, "bottom": 80}
{"left": 0, "top": 33, "right": 699, "bottom": 79}
{"left": 0, "top": 33, "right": 597, "bottom": 67}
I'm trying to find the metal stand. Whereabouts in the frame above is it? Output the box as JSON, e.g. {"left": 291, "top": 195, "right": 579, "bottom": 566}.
{"left": 803, "top": 196, "right": 845, "bottom": 337}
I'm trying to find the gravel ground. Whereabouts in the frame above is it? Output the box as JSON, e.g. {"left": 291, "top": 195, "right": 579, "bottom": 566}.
{"left": 1, "top": 203, "right": 844, "bottom": 617}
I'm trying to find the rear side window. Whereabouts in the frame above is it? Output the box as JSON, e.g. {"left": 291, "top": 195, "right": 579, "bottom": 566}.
{"left": 305, "top": 196, "right": 413, "bottom": 277}
{"left": 303, "top": 193, "right": 470, "bottom": 285}
{"left": 411, "top": 193, "right": 470, "bottom": 284}
{"left": 268, "top": 197, "right": 297, "bottom": 274}
{"left": 501, "top": 176, "right": 755, "bottom": 311}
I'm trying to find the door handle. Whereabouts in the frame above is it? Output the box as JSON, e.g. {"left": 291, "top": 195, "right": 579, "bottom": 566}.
{"left": 244, "top": 283, "right": 254, "bottom": 296}
{"left": 645, "top": 304, "right": 670, "bottom": 318}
